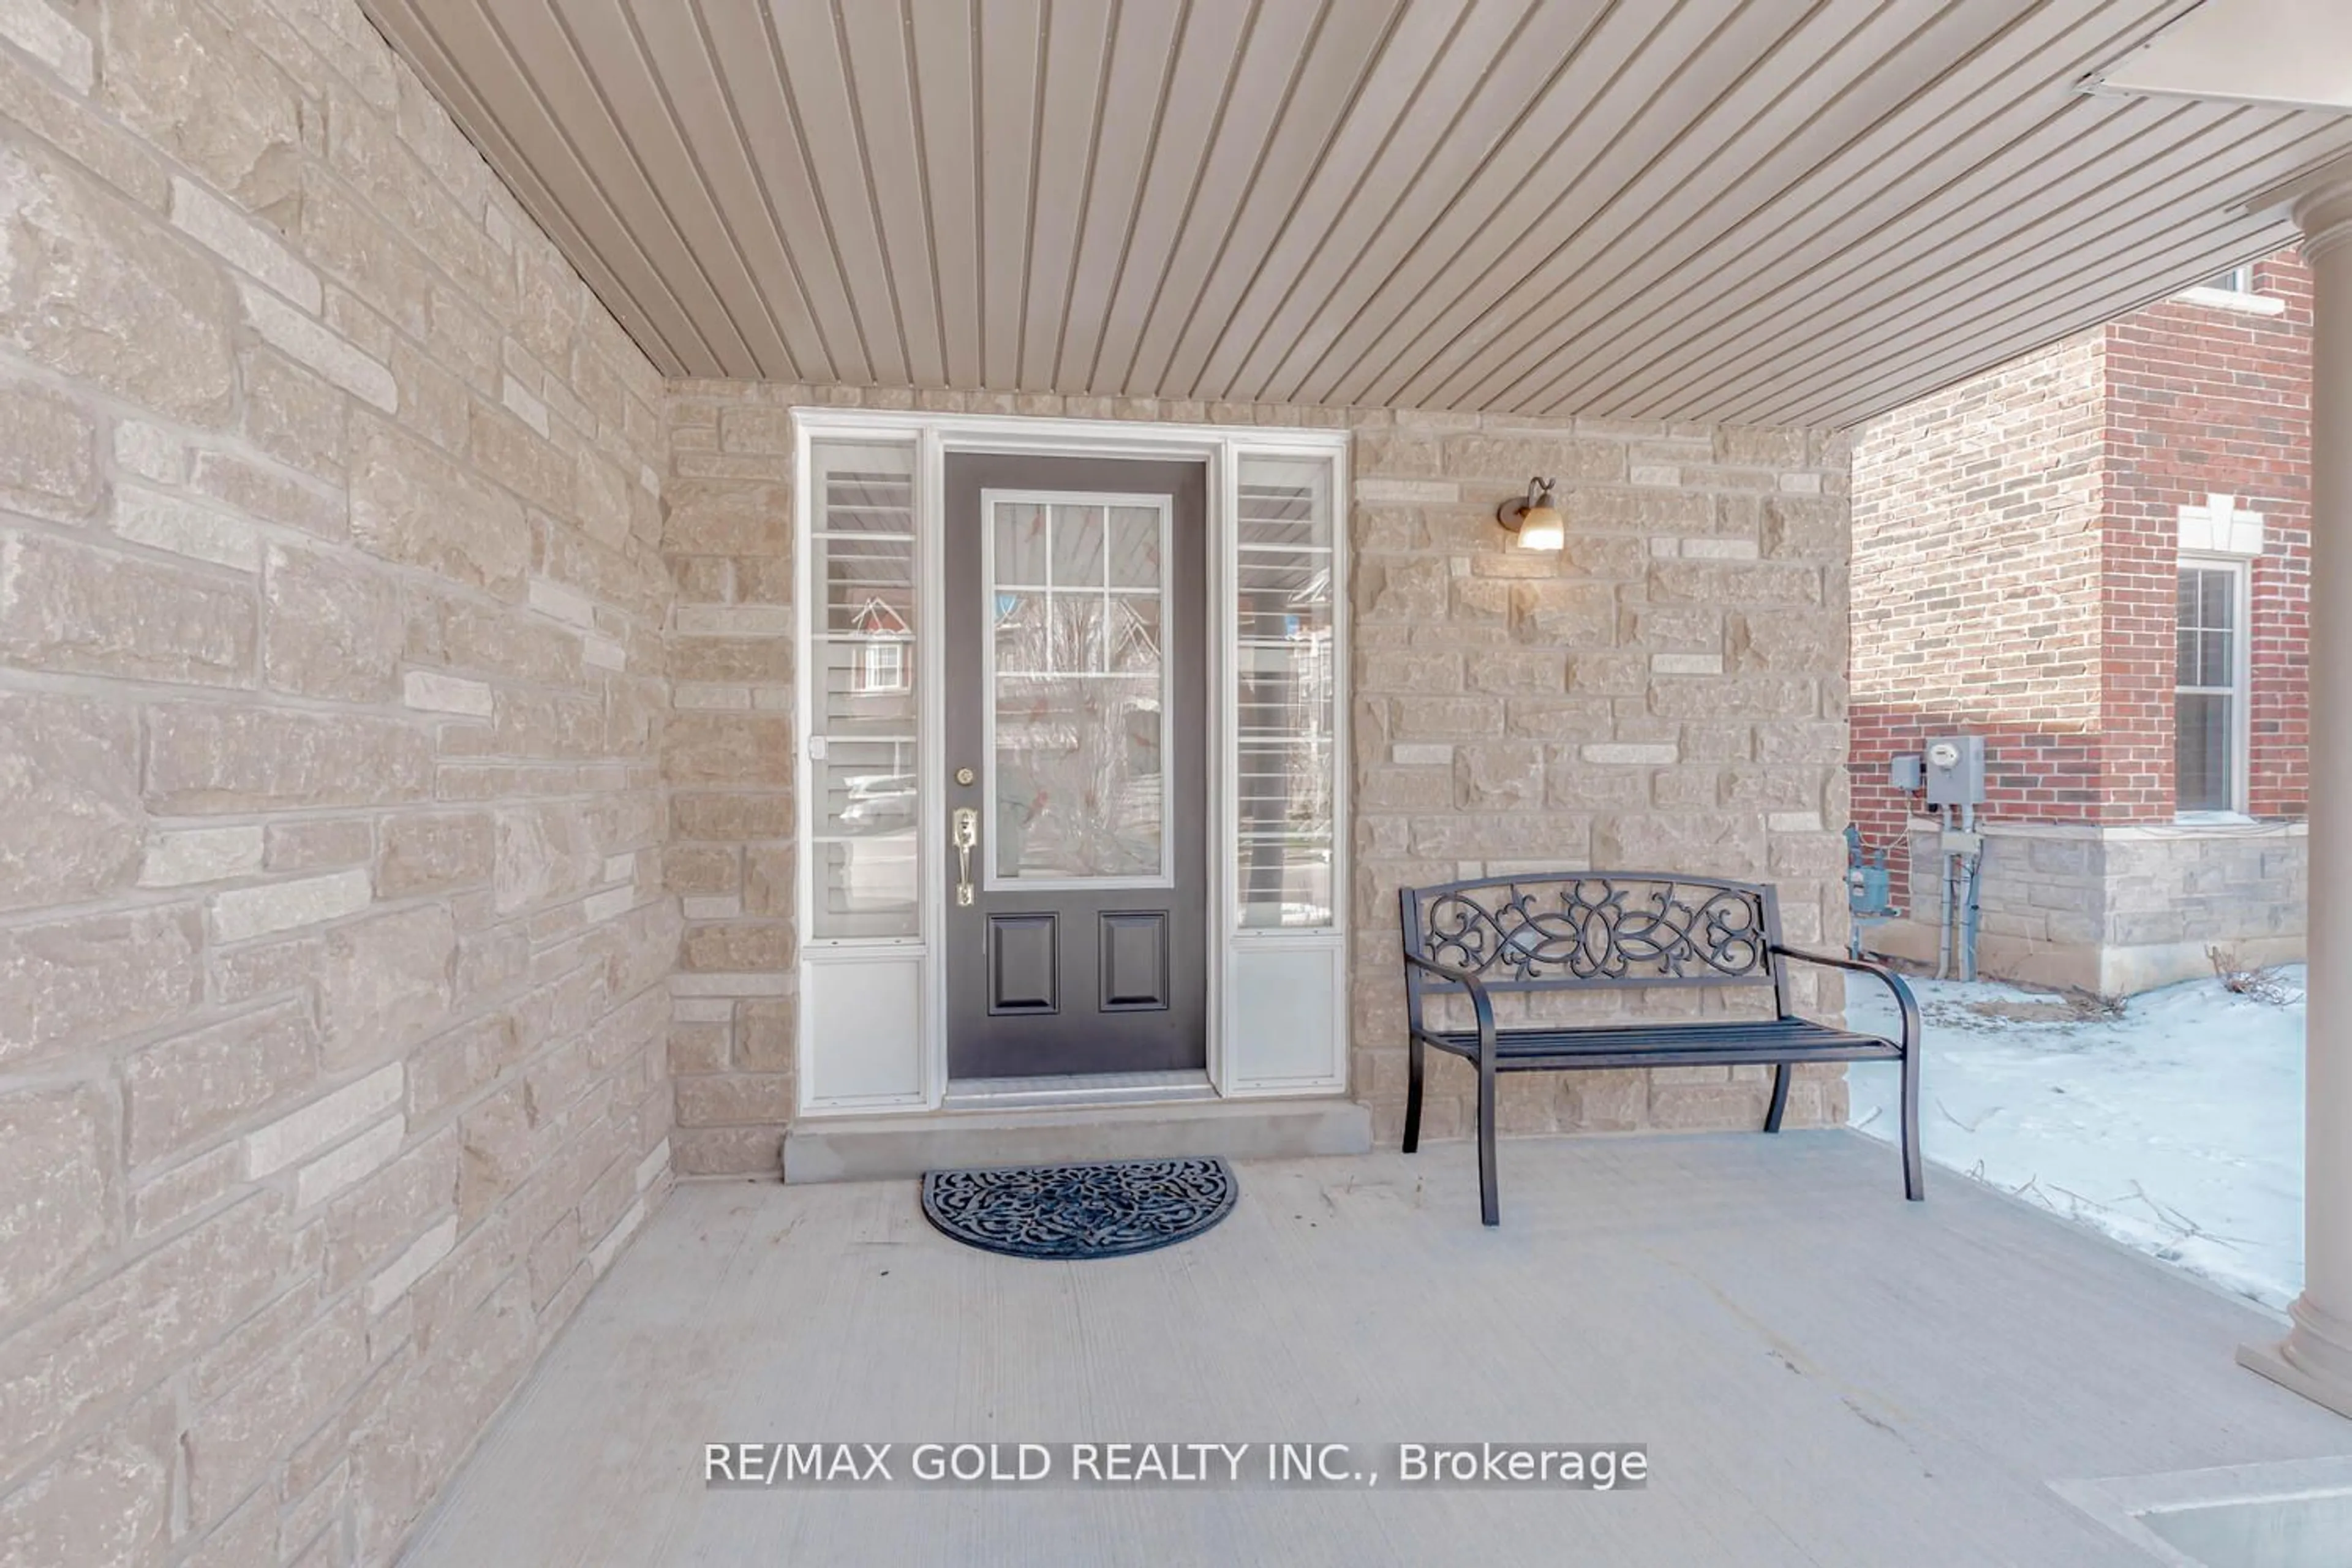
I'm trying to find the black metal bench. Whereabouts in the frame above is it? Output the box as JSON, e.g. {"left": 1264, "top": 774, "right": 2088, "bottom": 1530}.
{"left": 1399, "top": 872, "right": 1921, "bottom": 1225}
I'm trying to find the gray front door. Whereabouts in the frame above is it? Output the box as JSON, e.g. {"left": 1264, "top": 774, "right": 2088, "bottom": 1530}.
{"left": 943, "top": 454, "right": 1208, "bottom": 1079}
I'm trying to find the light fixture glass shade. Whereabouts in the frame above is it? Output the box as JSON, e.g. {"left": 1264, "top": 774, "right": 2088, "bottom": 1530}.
{"left": 1514, "top": 505, "right": 1564, "bottom": 551}
{"left": 1499, "top": 477, "right": 1566, "bottom": 552}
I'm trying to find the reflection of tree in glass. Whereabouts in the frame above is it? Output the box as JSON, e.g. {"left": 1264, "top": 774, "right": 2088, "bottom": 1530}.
{"left": 1109, "top": 598, "right": 1159, "bottom": 669}
{"left": 994, "top": 674, "right": 1164, "bottom": 880}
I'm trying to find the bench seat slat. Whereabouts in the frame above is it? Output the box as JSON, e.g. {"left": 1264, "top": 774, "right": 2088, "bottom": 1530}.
{"left": 1412, "top": 1017, "right": 1901, "bottom": 1070}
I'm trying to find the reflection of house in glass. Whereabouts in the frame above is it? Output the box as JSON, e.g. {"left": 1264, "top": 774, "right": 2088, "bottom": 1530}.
{"left": 814, "top": 454, "right": 922, "bottom": 935}
{"left": 846, "top": 597, "right": 911, "bottom": 693}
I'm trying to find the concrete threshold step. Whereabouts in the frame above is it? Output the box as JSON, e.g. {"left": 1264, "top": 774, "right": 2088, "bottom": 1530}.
{"left": 781, "top": 1096, "right": 1373, "bottom": 1184}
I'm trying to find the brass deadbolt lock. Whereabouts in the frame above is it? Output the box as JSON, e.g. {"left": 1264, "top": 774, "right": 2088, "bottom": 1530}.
{"left": 954, "top": 766, "right": 976, "bottom": 786}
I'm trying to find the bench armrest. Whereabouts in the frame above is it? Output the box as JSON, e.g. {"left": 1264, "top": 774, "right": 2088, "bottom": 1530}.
{"left": 1401, "top": 948, "right": 1498, "bottom": 1062}
{"left": 1769, "top": 944, "right": 1920, "bottom": 1060}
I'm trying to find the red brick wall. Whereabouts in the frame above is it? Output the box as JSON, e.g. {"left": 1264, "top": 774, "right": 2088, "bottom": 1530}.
{"left": 1850, "top": 335, "right": 2107, "bottom": 902}
{"left": 1852, "top": 248, "right": 2312, "bottom": 900}
{"left": 2100, "top": 251, "right": 2312, "bottom": 820}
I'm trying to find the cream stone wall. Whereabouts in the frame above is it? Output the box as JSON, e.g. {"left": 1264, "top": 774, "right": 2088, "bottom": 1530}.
{"left": 662, "top": 386, "right": 1855, "bottom": 1170}
{"left": 0, "top": 2, "right": 677, "bottom": 1562}
{"left": 1871, "top": 820, "right": 2307, "bottom": 995}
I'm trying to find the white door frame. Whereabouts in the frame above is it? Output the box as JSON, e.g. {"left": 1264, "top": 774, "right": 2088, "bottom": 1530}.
{"left": 790, "top": 408, "right": 1351, "bottom": 1118}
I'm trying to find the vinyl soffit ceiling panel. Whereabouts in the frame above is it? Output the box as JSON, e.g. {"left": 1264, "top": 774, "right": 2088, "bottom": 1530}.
{"left": 2086, "top": 0, "right": 2352, "bottom": 113}
{"left": 361, "top": 0, "right": 2352, "bottom": 427}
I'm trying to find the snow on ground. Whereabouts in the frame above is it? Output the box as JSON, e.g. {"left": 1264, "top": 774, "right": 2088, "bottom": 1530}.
{"left": 1844, "top": 966, "right": 2305, "bottom": 1308}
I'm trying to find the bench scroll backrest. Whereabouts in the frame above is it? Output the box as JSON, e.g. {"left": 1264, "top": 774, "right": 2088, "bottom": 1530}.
{"left": 1398, "top": 872, "right": 1789, "bottom": 1023}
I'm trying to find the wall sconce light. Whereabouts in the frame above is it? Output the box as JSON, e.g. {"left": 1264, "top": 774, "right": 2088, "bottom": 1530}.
{"left": 1497, "top": 476, "right": 1564, "bottom": 552}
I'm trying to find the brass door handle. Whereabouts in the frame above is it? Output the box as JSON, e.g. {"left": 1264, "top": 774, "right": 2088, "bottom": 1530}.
{"left": 952, "top": 807, "right": 978, "bottom": 907}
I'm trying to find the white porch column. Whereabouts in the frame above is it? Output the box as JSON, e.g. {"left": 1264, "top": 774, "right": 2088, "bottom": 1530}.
{"left": 2244, "top": 172, "right": 2352, "bottom": 1418}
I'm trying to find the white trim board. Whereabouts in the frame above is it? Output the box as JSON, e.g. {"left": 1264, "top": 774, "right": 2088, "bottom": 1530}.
{"left": 2172, "top": 284, "right": 2288, "bottom": 315}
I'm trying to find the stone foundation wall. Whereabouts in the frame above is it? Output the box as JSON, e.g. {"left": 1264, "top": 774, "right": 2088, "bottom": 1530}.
{"left": 0, "top": 2, "right": 677, "bottom": 1562}
{"left": 661, "top": 386, "right": 1856, "bottom": 1168}
{"left": 1869, "top": 821, "right": 2305, "bottom": 994}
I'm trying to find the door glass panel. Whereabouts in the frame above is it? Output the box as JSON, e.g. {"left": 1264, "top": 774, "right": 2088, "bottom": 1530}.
{"left": 810, "top": 439, "right": 919, "bottom": 938}
{"left": 989, "top": 498, "right": 1170, "bottom": 884}
{"left": 1108, "top": 595, "right": 1161, "bottom": 673}
{"left": 994, "top": 502, "right": 1048, "bottom": 585}
{"left": 1049, "top": 593, "right": 1104, "bottom": 673}
{"left": 1235, "top": 455, "right": 1336, "bottom": 929}
{"left": 1049, "top": 504, "right": 1104, "bottom": 585}
{"left": 1108, "top": 506, "right": 1160, "bottom": 587}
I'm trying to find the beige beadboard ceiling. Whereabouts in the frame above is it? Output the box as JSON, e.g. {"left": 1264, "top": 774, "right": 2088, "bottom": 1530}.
{"left": 361, "top": 0, "right": 2352, "bottom": 427}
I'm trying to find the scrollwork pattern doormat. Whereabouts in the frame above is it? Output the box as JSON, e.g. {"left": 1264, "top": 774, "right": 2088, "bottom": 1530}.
{"left": 920, "top": 1157, "right": 1237, "bottom": 1260}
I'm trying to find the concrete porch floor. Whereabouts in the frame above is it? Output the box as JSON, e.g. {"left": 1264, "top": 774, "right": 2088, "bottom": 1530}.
{"left": 398, "top": 1132, "right": 2352, "bottom": 1567}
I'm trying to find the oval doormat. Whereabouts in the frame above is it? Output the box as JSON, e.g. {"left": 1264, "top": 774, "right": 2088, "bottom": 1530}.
{"left": 920, "top": 1157, "right": 1237, "bottom": 1260}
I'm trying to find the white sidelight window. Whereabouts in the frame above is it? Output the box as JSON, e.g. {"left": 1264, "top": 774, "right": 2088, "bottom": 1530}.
{"left": 809, "top": 439, "right": 921, "bottom": 938}
{"left": 1219, "top": 447, "right": 1349, "bottom": 1099}
{"left": 2175, "top": 557, "right": 2249, "bottom": 817}
{"left": 1234, "top": 456, "right": 1338, "bottom": 929}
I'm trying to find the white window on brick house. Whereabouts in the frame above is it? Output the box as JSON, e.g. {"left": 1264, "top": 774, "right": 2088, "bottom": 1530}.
{"left": 2176, "top": 261, "right": 2285, "bottom": 314}
{"left": 2176, "top": 558, "right": 2250, "bottom": 817}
